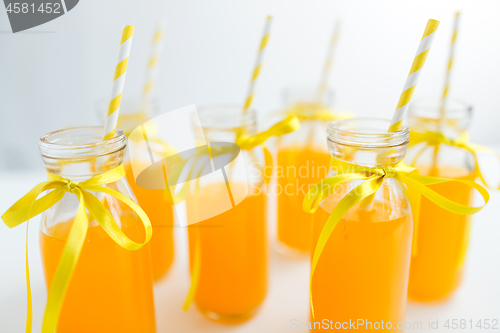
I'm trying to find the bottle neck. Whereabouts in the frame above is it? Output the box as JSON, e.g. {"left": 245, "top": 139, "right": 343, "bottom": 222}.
{"left": 283, "top": 87, "right": 334, "bottom": 108}
{"left": 327, "top": 118, "right": 409, "bottom": 168}
{"left": 42, "top": 153, "right": 125, "bottom": 182}
{"left": 97, "top": 99, "right": 158, "bottom": 136}
{"left": 282, "top": 88, "right": 335, "bottom": 121}
{"left": 194, "top": 104, "right": 257, "bottom": 143}
{"left": 39, "top": 127, "right": 126, "bottom": 181}
{"left": 408, "top": 99, "right": 473, "bottom": 140}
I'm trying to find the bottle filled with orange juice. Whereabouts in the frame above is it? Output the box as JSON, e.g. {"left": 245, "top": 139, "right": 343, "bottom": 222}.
{"left": 185, "top": 105, "right": 268, "bottom": 323}
{"left": 98, "top": 100, "right": 175, "bottom": 281}
{"left": 406, "top": 100, "right": 475, "bottom": 301}
{"left": 309, "top": 119, "right": 413, "bottom": 331}
{"left": 39, "top": 127, "right": 156, "bottom": 332}
{"left": 276, "top": 89, "right": 336, "bottom": 257}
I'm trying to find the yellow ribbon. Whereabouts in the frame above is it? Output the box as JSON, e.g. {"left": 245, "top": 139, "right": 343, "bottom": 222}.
{"left": 1, "top": 165, "right": 152, "bottom": 333}
{"left": 234, "top": 115, "right": 300, "bottom": 149}
{"left": 235, "top": 115, "right": 299, "bottom": 183}
{"left": 303, "top": 157, "right": 489, "bottom": 318}
{"left": 167, "top": 115, "right": 300, "bottom": 203}
{"left": 409, "top": 130, "right": 500, "bottom": 190}
{"left": 182, "top": 116, "right": 300, "bottom": 311}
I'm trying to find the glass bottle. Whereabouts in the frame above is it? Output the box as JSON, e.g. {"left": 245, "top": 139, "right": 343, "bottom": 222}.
{"left": 310, "top": 118, "right": 412, "bottom": 331}
{"left": 39, "top": 127, "right": 156, "bottom": 332}
{"left": 97, "top": 99, "right": 175, "bottom": 281}
{"left": 406, "top": 99, "right": 475, "bottom": 301}
{"left": 187, "top": 104, "right": 267, "bottom": 323}
{"left": 276, "top": 89, "right": 334, "bottom": 257}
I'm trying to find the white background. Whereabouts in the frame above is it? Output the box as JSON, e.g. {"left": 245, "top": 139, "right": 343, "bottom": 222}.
{"left": 1, "top": 0, "right": 500, "bottom": 170}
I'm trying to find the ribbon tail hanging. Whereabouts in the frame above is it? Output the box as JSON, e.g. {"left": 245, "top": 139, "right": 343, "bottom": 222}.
{"left": 41, "top": 190, "right": 88, "bottom": 333}
{"left": 308, "top": 176, "right": 383, "bottom": 319}
{"left": 183, "top": 227, "right": 201, "bottom": 311}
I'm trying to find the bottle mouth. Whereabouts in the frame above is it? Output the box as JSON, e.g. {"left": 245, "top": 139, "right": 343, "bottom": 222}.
{"left": 282, "top": 87, "right": 334, "bottom": 107}
{"left": 408, "top": 98, "right": 473, "bottom": 133}
{"left": 96, "top": 98, "right": 159, "bottom": 117}
{"left": 408, "top": 98, "right": 473, "bottom": 120}
{"left": 96, "top": 99, "right": 158, "bottom": 135}
{"left": 39, "top": 126, "right": 126, "bottom": 159}
{"left": 195, "top": 104, "right": 257, "bottom": 130}
{"left": 327, "top": 118, "right": 409, "bottom": 148}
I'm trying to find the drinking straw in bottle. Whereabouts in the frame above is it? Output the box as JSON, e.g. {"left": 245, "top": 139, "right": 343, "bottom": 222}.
{"left": 103, "top": 25, "right": 135, "bottom": 140}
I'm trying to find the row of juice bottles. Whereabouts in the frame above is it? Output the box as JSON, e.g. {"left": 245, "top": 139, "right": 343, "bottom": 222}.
{"left": 37, "top": 89, "right": 479, "bottom": 332}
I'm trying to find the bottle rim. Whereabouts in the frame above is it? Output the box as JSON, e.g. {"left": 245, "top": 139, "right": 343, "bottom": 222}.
{"left": 408, "top": 98, "right": 473, "bottom": 121}
{"left": 39, "top": 126, "right": 126, "bottom": 159}
{"left": 282, "top": 87, "right": 335, "bottom": 107}
{"left": 194, "top": 103, "right": 257, "bottom": 130}
{"left": 96, "top": 98, "right": 159, "bottom": 117}
{"left": 327, "top": 118, "right": 409, "bottom": 148}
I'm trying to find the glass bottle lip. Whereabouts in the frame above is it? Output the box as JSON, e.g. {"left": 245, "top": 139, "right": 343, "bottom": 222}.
{"left": 194, "top": 103, "right": 257, "bottom": 130}
{"left": 282, "top": 87, "right": 334, "bottom": 107}
{"left": 95, "top": 98, "right": 159, "bottom": 135}
{"left": 408, "top": 98, "right": 473, "bottom": 121}
{"left": 39, "top": 126, "right": 126, "bottom": 159}
{"left": 96, "top": 98, "right": 159, "bottom": 117}
{"left": 327, "top": 118, "right": 409, "bottom": 148}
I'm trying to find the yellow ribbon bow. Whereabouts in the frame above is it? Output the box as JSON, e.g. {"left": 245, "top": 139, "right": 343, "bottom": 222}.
{"left": 409, "top": 130, "right": 500, "bottom": 190}
{"left": 235, "top": 115, "right": 300, "bottom": 149}
{"left": 303, "top": 157, "right": 489, "bottom": 318}
{"left": 182, "top": 115, "right": 300, "bottom": 311}
{"left": 1, "top": 165, "right": 152, "bottom": 333}
{"left": 166, "top": 115, "right": 301, "bottom": 203}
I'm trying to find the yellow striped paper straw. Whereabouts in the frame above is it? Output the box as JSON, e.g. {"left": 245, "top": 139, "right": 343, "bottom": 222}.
{"left": 388, "top": 19, "right": 440, "bottom": 132}
{"left": 440, "top": 12, "right": 460, "bottom": 116}
{"left": 143, "top": 20, "right": 166, "bottom": 99}
{"left": 103, "top": 25, "right": 135, "bottom": 140}
{"left": 317, "top": 20, "right": 340, "bottom": 101}
{"left": 243, "top": 16, "right": 273, "bottom": 113}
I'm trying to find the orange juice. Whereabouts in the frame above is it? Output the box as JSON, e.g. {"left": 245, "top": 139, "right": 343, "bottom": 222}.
{"left": 277, "top": 149, "right": 331, "bottom": 254}
{"left": 40, "top": 211, "right": 156, "bottom": 333}
{"left": 187, "top": 184, "right": 267, "bottom": 322}
{"left": 408, "top": 166, "right": 475, "bottom": 301}
{"left": 311, "top": 203, "right": 413, "bottom": 332}
{"left": 125, "top": 162, "right": 175, "bottom": 281}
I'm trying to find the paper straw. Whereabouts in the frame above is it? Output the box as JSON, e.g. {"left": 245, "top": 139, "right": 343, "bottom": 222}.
{"left": 103, "top": 25, "right": 135, "bottom": 140}
{"left": 317, "top": 20, "right": 340, "bottom": 101}
{"left": 243, "top": 16, "right": 273, "bottom": 113}
{"left": 360, "top": 19, "right": 439, "bottom": 211}
{"left": 143, "top": 20, "right": 166, "bottom": 100}
{"left": 388, "top": 19, "right": 440, "bottom": 132}
{"left": 440, "top": 12, "right": 460, "bottom": 116}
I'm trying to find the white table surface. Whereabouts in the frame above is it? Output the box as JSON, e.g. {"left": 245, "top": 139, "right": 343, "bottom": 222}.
{"left": 1, "top": 160, "right": 499, "bottom": 333}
